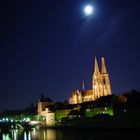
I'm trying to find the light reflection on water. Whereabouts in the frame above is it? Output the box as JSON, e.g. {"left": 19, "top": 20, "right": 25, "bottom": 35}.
{"left": 24, "top": 131, "right": 31, "bottom": 140}
{"left": 31, "top": 128, "right": 56, "bottom": 140}
{"left": 2, "top": 130, "right": 19, "bottom": 140}
{"left": 0, "top": 128, "right": 139, "bottom": 140}
{"left": 0, "top": 128, "right": 57, "bottom": 140}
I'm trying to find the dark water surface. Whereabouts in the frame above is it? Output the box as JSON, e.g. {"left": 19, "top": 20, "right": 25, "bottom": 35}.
{"left": 0, "top": 128, "right": 139, "bottom": 140}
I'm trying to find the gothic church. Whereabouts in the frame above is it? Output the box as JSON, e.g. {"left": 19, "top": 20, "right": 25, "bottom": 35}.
{"left": 69, "top": 57, "right": 112, "bottom": 104}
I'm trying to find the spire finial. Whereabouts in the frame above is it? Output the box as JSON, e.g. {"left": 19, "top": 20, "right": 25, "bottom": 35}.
{"left": 101, "top": 57, "right": 107, "bottom": 74}
{"left": 82, "top": 80, "right": 85, "bottom": 91}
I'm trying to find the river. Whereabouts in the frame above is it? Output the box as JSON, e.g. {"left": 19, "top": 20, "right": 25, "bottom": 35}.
{"left": 0, "top": 128, "right": 139, "bottom": 140}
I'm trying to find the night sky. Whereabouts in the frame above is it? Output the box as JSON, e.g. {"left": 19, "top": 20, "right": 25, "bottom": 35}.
{"left": 0, "top": 0, "right": 140, "bottom": 111}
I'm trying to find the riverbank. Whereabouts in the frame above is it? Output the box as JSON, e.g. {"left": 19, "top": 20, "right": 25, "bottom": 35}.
{"left": 40, "top": 116, "right": 140, "bottom": 132}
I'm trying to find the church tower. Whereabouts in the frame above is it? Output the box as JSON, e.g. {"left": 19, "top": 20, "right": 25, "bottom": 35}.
{"left": 69, "top": 56, "right": 112, "bottom": 104}
{"left": 92, "top": 57, "right": 111, "bottom": 100}
{"left": 92, "top": 57, "right": 103, "bottom": 99}
{"left": 101, "top": 57, "right": 112, "bottom": 96}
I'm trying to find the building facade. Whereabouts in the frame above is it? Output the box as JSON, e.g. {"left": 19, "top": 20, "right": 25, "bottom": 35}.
{"left": 37, "top": 97, "right": 55, "bottom": 126}
{"left": 38, "top": 97, "right": 54, "bottom": 115}
{"left": 69, "top": 57, "right": 112, "bottom": 104}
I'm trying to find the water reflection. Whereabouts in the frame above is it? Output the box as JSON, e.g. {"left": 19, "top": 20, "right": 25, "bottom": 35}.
{"left": 2, "top": 133, "right": 11, "bottom": 140}
{"left": 0, "top": 128, "right": 139, "bottom": 140}
{"left": 46, "top": 129, "right": 56, "bottom": 139}
{"left": 24, "top": 131, "right": 31, "bottom": 140}
{"left": 22, "top": 128, "right": 56, "bottom": 140}
{"left": 31, "top": 128, "right": 38, "bottom": 139}
{"left": 2, "top": 130, "right": 19, "bottom": 140}
{"left": 34, "top": 129, "right": 56, "bottom": 140}
{"left": 13, "top": 131, "right": 17, "bottom": 140}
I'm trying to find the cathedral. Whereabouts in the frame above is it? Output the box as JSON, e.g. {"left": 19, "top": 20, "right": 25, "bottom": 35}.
{"left": 69, "top": 57, "right": 112, "bottom": 104}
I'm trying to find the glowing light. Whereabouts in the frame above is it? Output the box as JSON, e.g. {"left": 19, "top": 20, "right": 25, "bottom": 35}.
{"left": 84, "top": 4, "right": 94, "bottom": 16}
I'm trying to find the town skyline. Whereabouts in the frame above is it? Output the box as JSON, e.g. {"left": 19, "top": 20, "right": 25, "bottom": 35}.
{"left": 0, "top": 0, "right": 140, "bottom": 110}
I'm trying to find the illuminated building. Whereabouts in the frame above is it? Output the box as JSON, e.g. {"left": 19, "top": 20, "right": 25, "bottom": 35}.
{"left": 37, "top": 97, "right": 54, "bottom": 115}
{"left": 45, "top": 108, "right": 55, "bottom": 126}
{"left": 37, "top": 97, "right": 55, "bottom": 126}
{"left": 69, "top": 57, "right": 112, "bottom": 104}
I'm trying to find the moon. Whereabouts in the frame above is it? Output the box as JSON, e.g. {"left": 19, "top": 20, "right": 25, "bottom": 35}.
{"left": 84, "top": 4, "right": 94, "bottom": 16}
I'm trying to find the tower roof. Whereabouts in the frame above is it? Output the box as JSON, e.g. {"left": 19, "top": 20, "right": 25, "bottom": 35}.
{"left": 101, "top": 57, "right": 107, "bottom": 74}
{"left": 94, "top": 57, "right": 100, "bottom": 75}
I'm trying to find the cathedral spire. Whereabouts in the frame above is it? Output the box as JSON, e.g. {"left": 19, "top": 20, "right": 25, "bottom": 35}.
{"left": 92, "top": 57, "right": 101, "bottom": 99}
{"left": 101, "top": 57, "right": 112, "bottom": 96}
{"left": 101, "top": 57, "right": 107, "bottom": 74}
{"left": 94, "top": 57, "right": 100, "bottom": 75}
{"left": 69, "top": 56, "right": 112, "bottom": 104}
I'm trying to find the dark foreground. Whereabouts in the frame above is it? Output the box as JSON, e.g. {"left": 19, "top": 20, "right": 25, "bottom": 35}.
{"left": 0, "top": 127, "right": 140, "bottom": 140}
